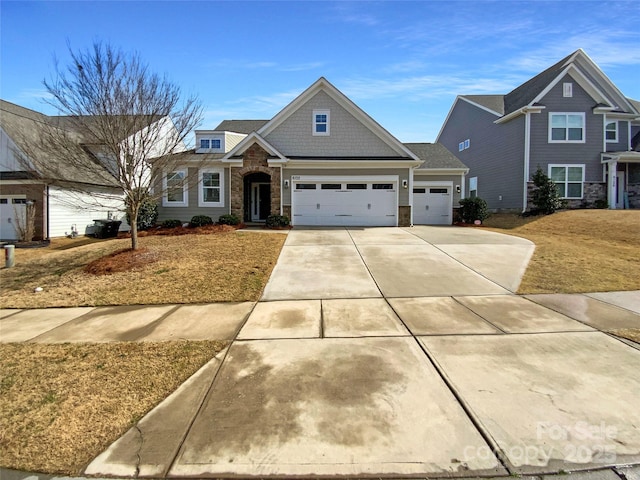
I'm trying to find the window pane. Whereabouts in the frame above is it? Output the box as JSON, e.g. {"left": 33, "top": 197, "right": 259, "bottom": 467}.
{"left": 606, "top": 122, "right": 616, "bottom": 131}
{"left": 568, "top": 128, "right": 583, "bottom": 141}
{"left": 346, "top": 184, "right": 367, "bottom": 189}
{"left": 567, "top": 182, "right": 582, "bottom": 198}
{"left": 413, "top": 188, "right": 426, "bottom": 193}
{"left": 203, "top": 173, "right": 220, "bottom": 187}
{"left": 550, "top": 167, "right": 566, "bottom": 182}
{"left": 167, "top": 188, "right": 184, "bottom": 202}
{"left": 567, "top": 115, "right": 583, "bottom": 128}
{"left": 212, "top": 139, "right": 221, "bottom": 149}
{"left": 551, "top": 128, "right": 566, "bottom": 141}
{"left": 204, "top": 188, "right": 220, "bottom": 203}
{"left": 554, "top": 182, "right": 566, "bottom": 197}
{"left": 606, "top": 130, "right": 616, "bottom": 140}
{"left": 567, "top": 167, "right": 583, "bottom": 181}
{"left": 316, "top": 114, "right": 326, "bottom": 123}
{"left": 321, "top": 183, "right": 341, "bottom": 190}
{"left": 200, "top": 139, "right": 210, "bottom": 149}
{"left": 316, "top": 124, "right": 327, "bottom": 133}
{"left": 551, "top": 115, "right": 567, "bottom": 128}
{"left": 296, "top": 184, "right": 316, "bottom": 190}
{"left": 430, "top": 188, "right": 448, "bottom": 194}
{"left": 372, "top": 183, "right": 393, "bottom": 190}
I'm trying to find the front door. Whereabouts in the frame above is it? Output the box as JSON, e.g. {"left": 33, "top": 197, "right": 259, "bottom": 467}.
{"left": 616, "top": 171, "right": 625, "bottom": 209}
{"left": 251, "top": 183, "right": 271, "bottom": 221}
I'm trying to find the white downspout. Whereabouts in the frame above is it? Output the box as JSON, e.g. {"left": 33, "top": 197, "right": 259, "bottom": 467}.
{"left": 409, "top": 167, "right": 414, "bottom": 226}
{"left": 523, "top": 111, "right": 531, "bottom": 213}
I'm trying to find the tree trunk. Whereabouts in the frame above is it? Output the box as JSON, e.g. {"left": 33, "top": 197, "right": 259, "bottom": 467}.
{"left": 129, "top": 205, "right": 139, "bottom": 250}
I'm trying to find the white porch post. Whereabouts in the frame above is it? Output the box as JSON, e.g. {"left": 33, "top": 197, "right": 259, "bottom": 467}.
{"left": 607, "top": 161, "right": 617, "bottom": 209}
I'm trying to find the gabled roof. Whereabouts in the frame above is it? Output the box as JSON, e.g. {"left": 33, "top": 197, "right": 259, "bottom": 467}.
{"left": 257, "top": 77, "right": 420, "bottom": 161}
{"left": 404, "top": 143, "right": 468, "bottom": 170}
{"left": 222, "top": 131, "right": 287, "bottom": 163}
{"left": 503, "top": 52, "right": 575, "bottom": 115}
{"left": 0, "top": 100, "right": 119, "bottom": 187}
{"left": 214, "top": 120, "right": 269, "bottom": 134}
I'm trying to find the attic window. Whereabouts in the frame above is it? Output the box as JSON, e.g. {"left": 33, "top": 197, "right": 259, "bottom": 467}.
{"left": 563, "top": 83, "right": 573, "bottom": 98}
{"left": 313, "top": 109, "right": 330, "bottom": 136}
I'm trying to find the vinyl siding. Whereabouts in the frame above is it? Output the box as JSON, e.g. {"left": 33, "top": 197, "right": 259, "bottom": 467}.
{"left": 265, "top": 91, "right": 400, "bottom": 158}
{"left": 156, "top": 167, "right": 230, "bottom": 223}
{"left": 48, "top": 185, "right": 129, "bottom": 237}
{"left": 438, "top": 99, "right": 525, "bottom": 210}
{"left": 529, "top": 73, "right": 603, "bottom": 182}
{"left": 282, "top": 167, "right": 411, "bottom": 206}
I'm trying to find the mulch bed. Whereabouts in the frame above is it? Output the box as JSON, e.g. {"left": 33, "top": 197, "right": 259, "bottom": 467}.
{"left": 85, "top": 247, "right": 159, "bottom": 275}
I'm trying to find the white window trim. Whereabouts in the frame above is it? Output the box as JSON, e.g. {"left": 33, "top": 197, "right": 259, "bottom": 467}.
{"left": 162, "top": 169, "right": 188, "bottom": 207}
{"left": 198, "top": 167, "right": 225, "bottom": 208}
{"left": 458, "top": 142, "right": 464, "bottom": 152}
{"left": 313, "top": 109, "right": 330, "bottom": 136}
{"left": 548, "top": 164, "right": 585, "bottom": 199}
{"left": 563, "top": 82, "right": 573, "bottom": 98}
{"left": 605, "top": 120, "right": 618, "bottom": 143}
{"left": 548, "top": 112, "right": 586, "bottom": 144}
{"left": 469, "top": 176, "right": 478, "bottom": 197}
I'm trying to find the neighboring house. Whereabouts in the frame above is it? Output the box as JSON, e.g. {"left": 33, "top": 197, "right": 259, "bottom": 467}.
{"left": 436, "top": 49, "right": 640, "bottom": 211}
{"left": 0, "top": 100, "right": 180, "bottom": 240}
{"left": 156, "top": 77, "right": 467, "bottom": 227}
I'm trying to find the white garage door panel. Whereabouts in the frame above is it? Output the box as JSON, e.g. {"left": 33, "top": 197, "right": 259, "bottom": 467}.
{"left": 293, "top": 180, "right": 397, "bottom": 226}
{"left": 413, "top": 186, "right": 452, "bottom": 225}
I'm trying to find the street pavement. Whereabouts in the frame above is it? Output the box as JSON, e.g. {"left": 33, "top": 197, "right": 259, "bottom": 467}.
{"left": 0, "top": 226, "right": 638, "bottom": 479}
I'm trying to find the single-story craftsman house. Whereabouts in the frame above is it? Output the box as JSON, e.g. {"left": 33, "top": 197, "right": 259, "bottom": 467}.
{"left": 156, "top": 77, "right": 468, "bottom": 227}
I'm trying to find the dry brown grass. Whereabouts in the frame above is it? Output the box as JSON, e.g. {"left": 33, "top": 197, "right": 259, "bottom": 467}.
{"left": 0, "top": 341, "right": 227, "bottom": 474}
{"left": 483, "top": 210, "right": 640, "bottom": 294}
{"left": 0, "top": 231, "right": 285, "bottom": 308}
{"left": 610, "top": 329, "right": 640, "bottom": 343}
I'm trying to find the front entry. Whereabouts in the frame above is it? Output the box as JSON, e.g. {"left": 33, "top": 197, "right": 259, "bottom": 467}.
{"left": 243, "top": 172, "right": 271, "bottom": 222}
{"left": 251, "top": 183, "right": 271, "bottom": 221}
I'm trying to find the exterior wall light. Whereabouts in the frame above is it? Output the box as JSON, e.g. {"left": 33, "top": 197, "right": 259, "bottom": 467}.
{"left": 284, "top": 179, "right": 290, "bottom": 189}
{"left": 402, "top": 179, "right": 408, "bottom": 189}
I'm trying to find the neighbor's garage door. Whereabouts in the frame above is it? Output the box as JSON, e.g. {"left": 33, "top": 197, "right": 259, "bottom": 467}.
{"left": 292, "top": 179, "right": 397, "bottom": 226}
{"left": 413, "top": 186, "right": 452, "bottom": 225}
{"left": 0, "top": 197, "right": 26, "bottom": 240}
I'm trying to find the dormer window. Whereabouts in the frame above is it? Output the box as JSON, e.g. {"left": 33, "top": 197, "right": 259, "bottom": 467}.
{"left": 199, "top": 138, "right": 222, "bottom": 150}
{"left": 313, "top": 109, "right": 330, "bottom": 136}
{"left": 200, "top": 139, "right": 210, "bottom": 149}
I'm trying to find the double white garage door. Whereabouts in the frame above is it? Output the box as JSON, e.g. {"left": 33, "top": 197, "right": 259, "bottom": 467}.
{"left": 291, "top": 177, "right": 452, "bottom": 226}
{"left": 292, "top": 177, "right": 398, "bottom": 226}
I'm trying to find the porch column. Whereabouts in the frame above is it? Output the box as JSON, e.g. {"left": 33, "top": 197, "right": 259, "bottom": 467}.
{"left": 607, "top": 161, "right": 617, "bottom": 209}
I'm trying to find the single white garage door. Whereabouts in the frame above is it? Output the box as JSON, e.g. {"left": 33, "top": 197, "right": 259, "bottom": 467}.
{"left": 413, "top": 186, "right": 452, "bottom": 225}
{"left": 292, "top": 179, "right": 397, "bottom": 226}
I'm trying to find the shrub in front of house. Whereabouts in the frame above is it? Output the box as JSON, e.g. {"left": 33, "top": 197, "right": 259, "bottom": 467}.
{"left": 265, "top": 214, "right": 290, "bottom": 228}
{"left": 161, "top": 219, "right": 183, "bottom": 229}
{"left": 459, "top": 197, "right": 489, "bottom": 223}
{"left": 531, "top": 167, "right": 563, "bottom": 214}
{"left": 126, "top": 195, "right": 158, "bottom": 230}
{"left": 217, "top": 214, "right": 241, "bottom": 226}
{"left": 189, "top": 215, "right": 213, "bottom": 227}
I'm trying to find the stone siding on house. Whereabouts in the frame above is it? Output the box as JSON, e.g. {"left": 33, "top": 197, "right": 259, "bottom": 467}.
{"left": 526, "top": 182, "right": 606, "bottom": 210}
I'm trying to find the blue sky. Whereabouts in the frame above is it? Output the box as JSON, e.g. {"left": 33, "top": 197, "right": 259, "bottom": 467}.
{"left": 2, "top": 1, "right": 639, "bottom": 143}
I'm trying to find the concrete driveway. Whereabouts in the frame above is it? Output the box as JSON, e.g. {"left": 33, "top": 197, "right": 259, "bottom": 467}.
{"left": 262, "top": 226, "right": 534, "bottom": 299}
{"left": 81, "top": 226, "right": 640, "bottom": 478}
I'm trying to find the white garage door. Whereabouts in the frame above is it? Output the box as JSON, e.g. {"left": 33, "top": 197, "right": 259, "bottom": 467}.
{"left": 292, "top": 178, "right": 398, "bottom": 226}
{"left": 413, "top": 186, "right": 452, "bottom": 225}
{"left": 0, "top": 197, "right": 26, "bottom": 240}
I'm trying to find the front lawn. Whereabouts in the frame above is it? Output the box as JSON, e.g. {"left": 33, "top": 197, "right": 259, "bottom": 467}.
{"left": 0, "top": 230, "right": 286, "bottom": 308}
{"left": 483, "top": 210, "right": 640, "bottom": 294}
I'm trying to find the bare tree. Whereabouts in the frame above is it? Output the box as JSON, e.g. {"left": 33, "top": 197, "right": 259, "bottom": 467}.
{"left": 22, "top": 42, "right": 203, "bottom": 250}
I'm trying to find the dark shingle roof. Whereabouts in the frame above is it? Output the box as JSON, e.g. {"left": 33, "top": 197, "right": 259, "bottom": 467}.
{"left": 460, "top": 95, "right": 505, "bottom": 115}
{"left": 627, "top": 97, "right": 640, "bottom": 114}
{"left": 404, "top": 143, "right": 467, "bottom": 170}
{"left": 503, "top": 51, "right": 575, "bottom": 115}
{"left": 214, "top": 120, "right": 269, "bottom": 134}
{"left": 0, "top": 99, "right": 119, "bottom": 187}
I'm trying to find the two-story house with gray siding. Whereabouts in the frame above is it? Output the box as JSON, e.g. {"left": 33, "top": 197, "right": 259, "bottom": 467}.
{"left": 436, "top": 49, "right": 640, "bottom": 212}
{"left": 156, "top": 77, "right": 468, "bottom": 227}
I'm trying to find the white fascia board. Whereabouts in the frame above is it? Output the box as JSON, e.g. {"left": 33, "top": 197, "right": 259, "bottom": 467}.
{"left": 532, "top": 65, "right": 614, "bottom": 108}
{"left": 221, "top": 132, "right": 286, "bottom": 162}
{"left": 294, "top": 174, "right": 399, "bottom": 182}
{"left": 574, "top": 50, "right": 638, "bottom": 114}
{"left": 414, "top": 168, "right": 469, "bottom": 175}
{"left": 494, "top": 106, "right": 545, "bottom": 124}
{"left": 258, "top": 77, "right": 419, "bottom": 160}
{"left": 285, "top": 159, "right": 421, "bottom": 169}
